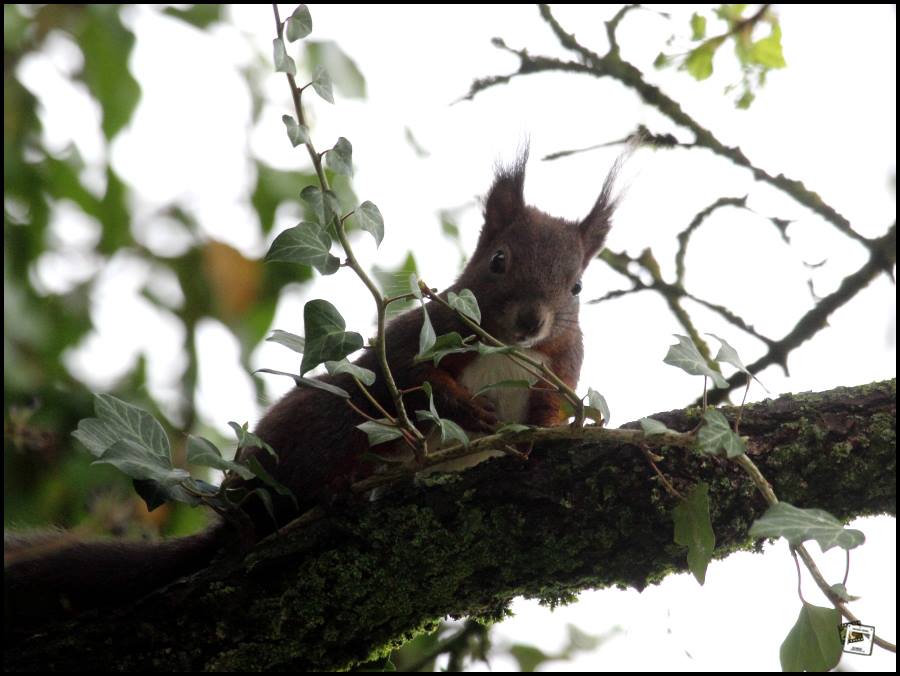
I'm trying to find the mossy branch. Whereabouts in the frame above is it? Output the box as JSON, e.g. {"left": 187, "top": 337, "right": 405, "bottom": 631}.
{"left": 6, "top": 379, "right": 894, "bottom": 671}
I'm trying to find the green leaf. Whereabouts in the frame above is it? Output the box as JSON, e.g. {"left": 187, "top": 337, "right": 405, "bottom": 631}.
{"left": 707, "top": 333, "right": 769, "bottom": 392}
{"left": 414, "top": 331, "right": 477, "bottom": 366}
{"left": 256, "top": 368, "right": 350, "bottom": 399}
{"left": 133, "top": 478, "right": 202, "bottom": 510}
{"left": 357, "top": 420, "right": 405, "bottom": 446}
{"left": 273, "top": 37, "right": 296, "bottom": 76}
{"left": 355, "top": 201, "right": 384, "bottom": 247}
{"left": 690, "top": 12, "right": 707, "bottom": 40}
{"left": 243, "top": 487, "right": 279, "bottom": 527}
{"left": 447, "top": 289, "right": 481, "bottom": 324}
{"left": 72, "top": 417, "right": 119, "bottom": 458}
{"left": 415, "top": 386, "right": 470, "bottom": 448}
{"left": 417, "top": 302, "right": 436, "bottom": 357}
{"left": 640, "top": 417, "right": 671, "bottom": 435}
{"left": 245, "top": 456, "right": 297, "bottom": 508}
{"left": 312, "top": 65, "right": 335, "bottom": 103}
{"left": 473, "top": 379, "right": 531, "bottom": 398}
{"left": 653, "top": 52, "right": 671, "bottom": 69}
{"left": 94, "top": 439, "right": 190, "bottom": 484}
{"left": 585, "top": 388, "right": 610, "bottom": 424}
{"left": 663, "top": 335, "right": 728, "bottom": 388}
{"left": 749, "top": 502, "right": 866, "bottom": 552}
{"left": 265, "top": 222, "right": 340, "bottom": 275}
{"left": 187, "top": 435, "right": 254, "bottom": 480}
{"left": 300, "top": 299, "right": 364, "bottom": 375}
{"left": 696, "top": 409, "right": 746, "bottom": 458}
{"left": 779, "top": 604, "right": 842, "bottom": 672}
{"left": 285, "top": 4, "right": 313, "bottom": 41}
{"left": 509, "top": 645, "right": 552, "bottom": 672}
{"left": 300, "top": 185, "right": 340, "bottom": 227}
{"left": 163, "top": 5, "right": 223, "bottom": 28}
{"left": 750, "top": 22, "right": 786, "bottom": 69}
{"left": 305, "top": 41, "right": 366, "bottom": 99}
{"left": 374, "top": 253, "right": 419, "bottom": 316}
{"left": 673, "top": 483, "right": 716, "bottom": 584}
{"left": 683, "top": 39, "right": 721, "bottom": 81}
{"left": 409, "top": 272, "right": 423, "bottom": 300}
{"left": 228, "top": 421, "right": 277, "bottom": 459}
{"left": 497, "top": 423, "right": 530, "bottom": 434}
{"left": 281, "top": 114, "right": 309, "bottom": 147}
{"left": 475, "top": 343, "right": 518, "bottom": 356}
{"left": 736, "top": 90, "right": 755, "bottom": 109}
{"left": 266, "top": 329, "right": 305, "bottom": 353}
{"left": 326, "top": 136, "right": 352, "bottom": 175}
{"left": 325, "top": 359, "right": 376, "bottom": 386}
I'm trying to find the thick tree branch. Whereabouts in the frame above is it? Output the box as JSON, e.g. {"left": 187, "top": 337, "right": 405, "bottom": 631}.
{"left": 6, "top": 380, "right": 895, "bottom": 671}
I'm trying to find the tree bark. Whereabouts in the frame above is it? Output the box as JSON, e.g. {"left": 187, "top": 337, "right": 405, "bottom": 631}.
{"left": 4, "top": 379, "right": 895, "bottom": 672}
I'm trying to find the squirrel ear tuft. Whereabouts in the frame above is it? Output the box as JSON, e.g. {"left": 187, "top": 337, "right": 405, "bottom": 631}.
{"left": 483, "top": 146, "right": 529, "bottom": 235}
{"left": 579, "top": 143, "right": 634, "bottom": 268}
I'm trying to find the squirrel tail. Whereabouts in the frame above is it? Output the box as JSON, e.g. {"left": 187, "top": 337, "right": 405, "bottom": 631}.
{"left": 5, "top": 523, "right": 228, "bottom": 626}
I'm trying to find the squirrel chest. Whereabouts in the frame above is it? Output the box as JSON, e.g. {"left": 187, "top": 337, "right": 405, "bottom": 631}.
{"left": 457, "top": 350, "right": 547, "bottom": 424}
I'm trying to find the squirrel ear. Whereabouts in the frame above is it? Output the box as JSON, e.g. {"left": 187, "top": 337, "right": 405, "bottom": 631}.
{"left": 483, "top": 147, "right": 529, "bottom": 235}
{"left": 579, "top": 146, "right": 631, "bottom": 268}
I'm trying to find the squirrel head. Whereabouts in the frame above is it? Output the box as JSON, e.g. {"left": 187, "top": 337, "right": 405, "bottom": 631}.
{"left": 454, "top": 147, "right": 622, "bottom": 348}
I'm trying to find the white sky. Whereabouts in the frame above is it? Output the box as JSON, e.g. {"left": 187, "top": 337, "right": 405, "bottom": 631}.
{"left": 15, "top": 3, "right": 896, "bottom": 671}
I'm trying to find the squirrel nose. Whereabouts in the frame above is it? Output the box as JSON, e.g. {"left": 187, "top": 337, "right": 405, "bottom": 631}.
{"left": 515, "top": 307, "right": 545, "bottom": 338}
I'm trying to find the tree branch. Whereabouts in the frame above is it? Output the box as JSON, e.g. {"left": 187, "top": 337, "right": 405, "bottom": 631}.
{"left": 6, "top": 380, "right": 895, "bottom": 671}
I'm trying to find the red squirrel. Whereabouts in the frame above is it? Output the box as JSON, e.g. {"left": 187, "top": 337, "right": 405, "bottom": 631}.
{"left": 5, "top": 149, "right": 621, "bottom": 625}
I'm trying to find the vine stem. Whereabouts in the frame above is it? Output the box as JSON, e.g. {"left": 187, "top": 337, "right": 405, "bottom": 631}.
{"left": 733, "top": 453, "right": 896, "bottom": 653}
{"left": 271, "top": 4, "right": 424, "bottom": 457}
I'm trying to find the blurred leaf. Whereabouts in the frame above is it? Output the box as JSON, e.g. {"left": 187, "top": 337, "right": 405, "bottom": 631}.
{"left": 255, "top": 368, "right": 350, "bottom": 399}
{"left": 354, "top": 201, "right": 384, "bottom": 247}
{"left": 326, "top": 137, "right": 353, "bottom": 176}
{"left": 281, "top": 114, "right": 309, "bottom": 147}
{"left": 306, "top": 41, "right": 366, "bottom": 99}
{"left": 690, "top": 12, "right": 707, "bottom": 40}
{"left": 203, "top": 240, "right": 262, "bottom": 320}
{"left": 780, "top": 604, "right": 842, "bottom": 672}
{"left": 373, "top": 252, "right": 418, "bottom": 315}
{"left": 266, "top": 329, "right": 305, "bottom": 353}
{"left": 163, "top": 4, "right": 223, "bottom": 28}
{"left": 357, "top": 420, "right": 405, "bottom": 446}
{"left": 640, "top": 417, "right": 671, "bottom": 435}
{"left": 186, "top": 435, "right": 253, "bottom": 479}
{"left": 78, "top": 5, "right": 141, "bottom": 140}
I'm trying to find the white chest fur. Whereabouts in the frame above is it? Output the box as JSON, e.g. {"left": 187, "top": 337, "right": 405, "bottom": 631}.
{"left": 457, "top": 349, "right": 546, "bottom": 424}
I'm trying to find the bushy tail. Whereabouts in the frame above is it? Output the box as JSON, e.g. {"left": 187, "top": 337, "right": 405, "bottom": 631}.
{"left": 5, "top": 524, "right": 227, "bottom": 627}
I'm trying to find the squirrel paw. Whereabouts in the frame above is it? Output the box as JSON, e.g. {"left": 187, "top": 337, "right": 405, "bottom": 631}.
{"left": 457, "top": 394, "right": 499, "bottom": 432}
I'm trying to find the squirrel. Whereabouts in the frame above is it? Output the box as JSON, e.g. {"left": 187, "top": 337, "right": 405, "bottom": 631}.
{"left": 4, "top": 148, "right": 622, "bottom": 628}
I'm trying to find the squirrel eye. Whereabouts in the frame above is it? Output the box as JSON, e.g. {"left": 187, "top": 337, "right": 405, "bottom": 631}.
{"left": 572, "top": 280, "right": 583, "bottom": 296}
{"left": 490, "top": 250, "right": 506, "bottom": 274}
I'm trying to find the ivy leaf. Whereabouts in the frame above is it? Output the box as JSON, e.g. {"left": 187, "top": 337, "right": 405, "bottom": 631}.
{"left": 325, "top": 358, "right": 376, "bottom": 386}
{"left": 94, "top": 439, "right": 190, "bottom": 484}
{"left": 640, "top": 417, "right": 671, "bottom": 435}
{"left": 829, "top": 583, "right": 860, "bottom": 603}
{"left": 300, "top": 299, "right": 364, "bottom": 375}
{"left": 245, "top": 456, "right": 297, "bottom": 510}
{"left": 417, "top": 302, "right": 436, "bottom": 357}
{"left": 585, "top": 388, "right": 610, "bottom": 424}
{"left": 414, "top": 332, "right": 476, "bottom": 366}
{"left": 707, "top": 333, "right": 769, "bottom": 392}
{"left": 779, "top": 604, "right": 842, "bottom": 672}
{"left": 325, "top": 136, "right": 352, "bottom": 175}
{"left": 186, "top": 435, "right": 254, "bottom": 480}
{"left": 749, "top": 502, "right": 866, "bottom": 552}
{"left": 663, "top": 335, "right": 728, "bottom": 388}
{"left": 312, "top": 65, "right": 334, "bottom": 103}
{"left": 447, "top": 289, "right": 481, "bottom": 324}
{"left": 281, "top": 114, "right": 309, "bottom": 147}
{"left": 416, "top": 385, "right": 469, "bottom": 448}
{"left": 256, "top": 368, "right": 350, "bottom": 399}
{"left": 357, "top": 420, "right": 405, "bottom": 446}
{"left": 133, "top": 478, "right": 202, "bottom": 510}
{"left": 673, "top": 483, "right": 716, "bottom": 585}
{"left": 354, "top": 201, "right": 384, "bottom": 247}
{"left": 273, "top": 37, "right": 296, "bottom": 76}
{"left": 300, "top": 185, "right": 340, "bottom": 227}
{"left": 473, "top": 379, "right": 531, "bottom": 398}
{"left": 476, "top": 343, "right": 517, "bottom": 356}
{"left": 228, "top": 421, "right": 277, "bottom": 459}
{"left": 696, "top": 409, "right": 746, "bottom": 458}
{"left": 266, "top": 222, "right": 340, "bottom": 275}
{"left": 285, "top": 5, "right": 312, "bottom": 42}
{"left": 266, "top": 329, "right": 305, "bottom": 354}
